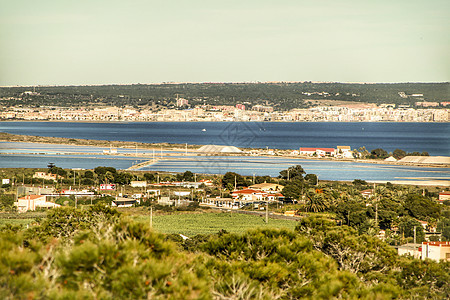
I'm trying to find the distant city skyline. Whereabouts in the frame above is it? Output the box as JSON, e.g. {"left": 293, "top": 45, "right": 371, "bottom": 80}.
{"left": 1, "top": 0, "right": 449, "bottom": 86}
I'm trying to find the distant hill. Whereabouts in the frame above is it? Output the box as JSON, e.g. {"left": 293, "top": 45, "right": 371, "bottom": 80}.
{"left": 1, "top": 82, "right": 448, "bottom": 110}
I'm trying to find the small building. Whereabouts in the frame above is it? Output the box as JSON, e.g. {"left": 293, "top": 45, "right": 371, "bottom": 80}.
{"left": 336, "top": 146, "right": 353, "bottom": 158}
{"left": 231, "top": 189, "right": 283, "bottom": 202}
{"left": 231, "top": 189, "right": 264, "bottom": 202}
{"left": 18, "top": 186, "right": 55, "bottom": 195}
{"left": 147, "top": 189, "right": 161, "bottom": 197}
{"left": 112, "top": 197, "right": 137, "bottom": 208}
{"left": 15, "top": 195, "right": 60, "bottom": 213}
{"left": 33, "top": 172, "right": 60, "bottom": 182}
{"left": 398, "top": 243, "right": 422, "bottom": 259}
{"left": 299, "top": 147, "right": 335, "bottom": 157}
{"left": 360, "top": 189, "right": 374, "bottom": 198}
{"left": 438, "top": 191, "right": 450, "bottom": 202}
{"left": 201, "top": 197, "right": 235, "bottom": 208}
{"left": 199, "top": 179, "right": 214, "bottom": 186}
{"left": 421, "top": 242, "right": 450, "bottom": 262}
{"left": 248, "top": 183, "right": 284, "bottom": 193}
{"left": 130, "top": 181, "right": 147, "bottom": 188}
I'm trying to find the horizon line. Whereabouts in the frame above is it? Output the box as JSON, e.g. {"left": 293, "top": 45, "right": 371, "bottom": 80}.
{"left": 1, "top": 80, "right": 449, "bottom": 88}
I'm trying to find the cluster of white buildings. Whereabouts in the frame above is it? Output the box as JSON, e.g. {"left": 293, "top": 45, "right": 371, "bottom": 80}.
{"left": 293, "top": 146, "right": 353, "bottom": 158}
{"left": 1, "top": 104, "right": 448, "bottom": 122}
{"left": 201, "top": 182, "right": 285, "bottom": 209}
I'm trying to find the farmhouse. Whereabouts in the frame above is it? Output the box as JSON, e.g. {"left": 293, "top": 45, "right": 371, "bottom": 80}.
{"left": 421, "top": 242, "right": 450, "bottom": 262}
{"left": 438, "top": 191, "right": 450, "bottom": 202}
{"left": 248, "top": 182, "right": 284, "bottom": 193}
{"left": 33, "top": 172, "right": 60, "bottom": 182}
{"left": 299, "top": 147, "right": 335, "bottom": 157}
{"left": 336, "top": 146, "right": 353, "bottom": 158}
{"left": 15, "top": 195, "right": 60, "bottom": 213}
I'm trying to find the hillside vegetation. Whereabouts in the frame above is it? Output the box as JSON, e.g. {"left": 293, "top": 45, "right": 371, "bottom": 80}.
{"left": 1, "top": 205, "right": 448, "bottom": 299}
{"left": 1, "top": 82, "right": 448, "bottom": 110}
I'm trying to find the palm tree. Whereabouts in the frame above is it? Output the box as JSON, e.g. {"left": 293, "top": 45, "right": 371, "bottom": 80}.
{"left": 306, "top": 193, "right": 328, "bottom": 213}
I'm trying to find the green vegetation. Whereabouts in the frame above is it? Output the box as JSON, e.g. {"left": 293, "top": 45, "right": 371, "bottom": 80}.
{"left": 0, "top": 205, "right": 448, "bottom": 299}
{"left": 133, "top": 212, "right": 297, "bottom": 236}
{"left": 1, "top": 82, "right": 448, "bottom": 110}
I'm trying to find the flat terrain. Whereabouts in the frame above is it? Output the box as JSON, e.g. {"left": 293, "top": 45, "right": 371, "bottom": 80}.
{"left": 132, "top": 211, "right": 298, "bottom": 236}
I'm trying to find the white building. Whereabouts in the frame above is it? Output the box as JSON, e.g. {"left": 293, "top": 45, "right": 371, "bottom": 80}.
{"left": 15, "top": 195, "right": 60, "bottom": 213}
{"left": 130, "top": 181, "right": 147, "bottom": 188}
{"left": 336, "top": 146, "right": 353, "bottom": 158}
{"left": 421, "top": 242, "right": 450, "bottom": 262}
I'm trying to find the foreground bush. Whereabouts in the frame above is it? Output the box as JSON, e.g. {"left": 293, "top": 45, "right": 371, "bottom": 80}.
{"left": 0, "top": 206, "right": 448, "bottom": 299}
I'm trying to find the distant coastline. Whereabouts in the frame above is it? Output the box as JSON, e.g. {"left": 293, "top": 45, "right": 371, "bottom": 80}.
{"left": 1, "top": 132, "right": 448, "bottom": 169}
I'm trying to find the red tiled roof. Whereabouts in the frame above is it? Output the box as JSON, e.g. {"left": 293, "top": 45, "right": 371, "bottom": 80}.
{"left": 300, "top": 147, "right": 335, "bottom": 152}
{"left": 232, "top": 189, "right": 258, "bottom": 195}
{"left": 422, "top": 242, "right": 450, "bottom": 247}
{"left": 18, "top": 195, "right": 45, "bottom": 200}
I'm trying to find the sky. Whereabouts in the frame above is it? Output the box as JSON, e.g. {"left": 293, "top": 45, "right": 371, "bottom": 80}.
{"left": 1, "top": 0, "right": 449, "bottom": 86}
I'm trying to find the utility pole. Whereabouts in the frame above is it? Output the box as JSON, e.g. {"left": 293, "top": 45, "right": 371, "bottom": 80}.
{"left": 375, "top": 203, "right": 378, "bottom": 228}
{"left": 266, "top": 199, "right": 269, "bottom": 223}
{"left": 414, "top": 226, "right": 417, "bottom": 244}
{"left": 150, "top": 206, "right": 153, "bottom": 229}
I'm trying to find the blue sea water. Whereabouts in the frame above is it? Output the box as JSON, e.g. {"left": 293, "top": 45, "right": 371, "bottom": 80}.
{"left": 0, "top": 122, "right": 448, "bottom": 182}
{"left": 0, "top": 121, "right": 448, "bottom": 155}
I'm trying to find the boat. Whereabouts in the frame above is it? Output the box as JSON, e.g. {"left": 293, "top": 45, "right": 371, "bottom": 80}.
{"left": 202, "top": 129, "right": 206, "bottom": 132}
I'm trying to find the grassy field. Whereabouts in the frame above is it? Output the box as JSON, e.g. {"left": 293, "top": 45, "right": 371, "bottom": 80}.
{"left": 133, "top": 211, "right": 299, "bottom": 236}
{"left": 0, "top": 218, "right": 35, "bottom": 227}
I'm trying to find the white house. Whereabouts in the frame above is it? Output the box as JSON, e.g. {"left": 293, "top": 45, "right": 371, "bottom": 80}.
{"left": 299, "top": 147, "right": 336, "bottom": 157}
{"left": 336, "top": 146, "right": 353, "bottom": 158}
{"left": 130, "top": 181, "right": 147, "bottom": 188}
{"left": 421, "top": 242, "right": 450, "bottom": 261}
{"left": 15, "top": 195, "right": 60, "bottom": 213}
{"left": 33, "top": 172, "right": 60, "bottom": 182}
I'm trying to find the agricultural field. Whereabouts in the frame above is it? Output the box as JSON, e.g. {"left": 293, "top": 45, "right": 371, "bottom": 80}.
{"left": 133, "top": 211, "right": 298, "bottom": 236}
{"left": 0, "top": 211, "right": 46, "bottom": 227}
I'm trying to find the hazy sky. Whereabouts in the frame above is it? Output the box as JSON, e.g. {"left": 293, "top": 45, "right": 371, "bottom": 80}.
{"left": 1, "top": 0, "right": 449, "bottom": 85}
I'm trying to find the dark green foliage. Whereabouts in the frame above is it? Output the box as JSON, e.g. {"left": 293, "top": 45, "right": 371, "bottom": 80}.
{"left": 2, "top": 82, "right": 449, "bottom": 109}
{"left": 352, "top": 179, "right": 368, "bottom": 186}
{"left": 48, "top": 166, "right": 67, "bottom": 177}
{"left": 181, "top": 171, "right": 194, "bottom": 182}
{"left": 143, "top": 172, "right": 155, "bottom": 182}
{"left": 83, "top": 170, "right": 94, "bottom": 179}
{"left": 398, "top": 217, "right": 425, "bottom": 242}
{"left": 397, "top": 258, "right": 450, "bottom": 299}
{"left": 222, "top": 172, "right": 249, "bottom": 190}
{"left": 0, "top": 194, "right": 15, "bottom": 211}
{"left": 370, "top": 148, "right": 388, "bottom": 159}
{"left": 393, "top": 149, "right": 406, "bottom": 159}
{"left": 304, "top": 174, "right": 318, "bottom": 185}
{"left": 281, "top": 178, "right": 306, "bottom": 200}
{"left": 403, "top": 194, "right": 440, "bottom": 220}
{"left": 253, "top": 175, "right": 274, "bottom": 184}
{"left": 437, "top": 218, "right": 450, "bottom": 241}
{"left": 279, "top": 165, "right": 305, "bottom": 181}
{"left": 25, "top": 204, "right": 120, "bottom": 242}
